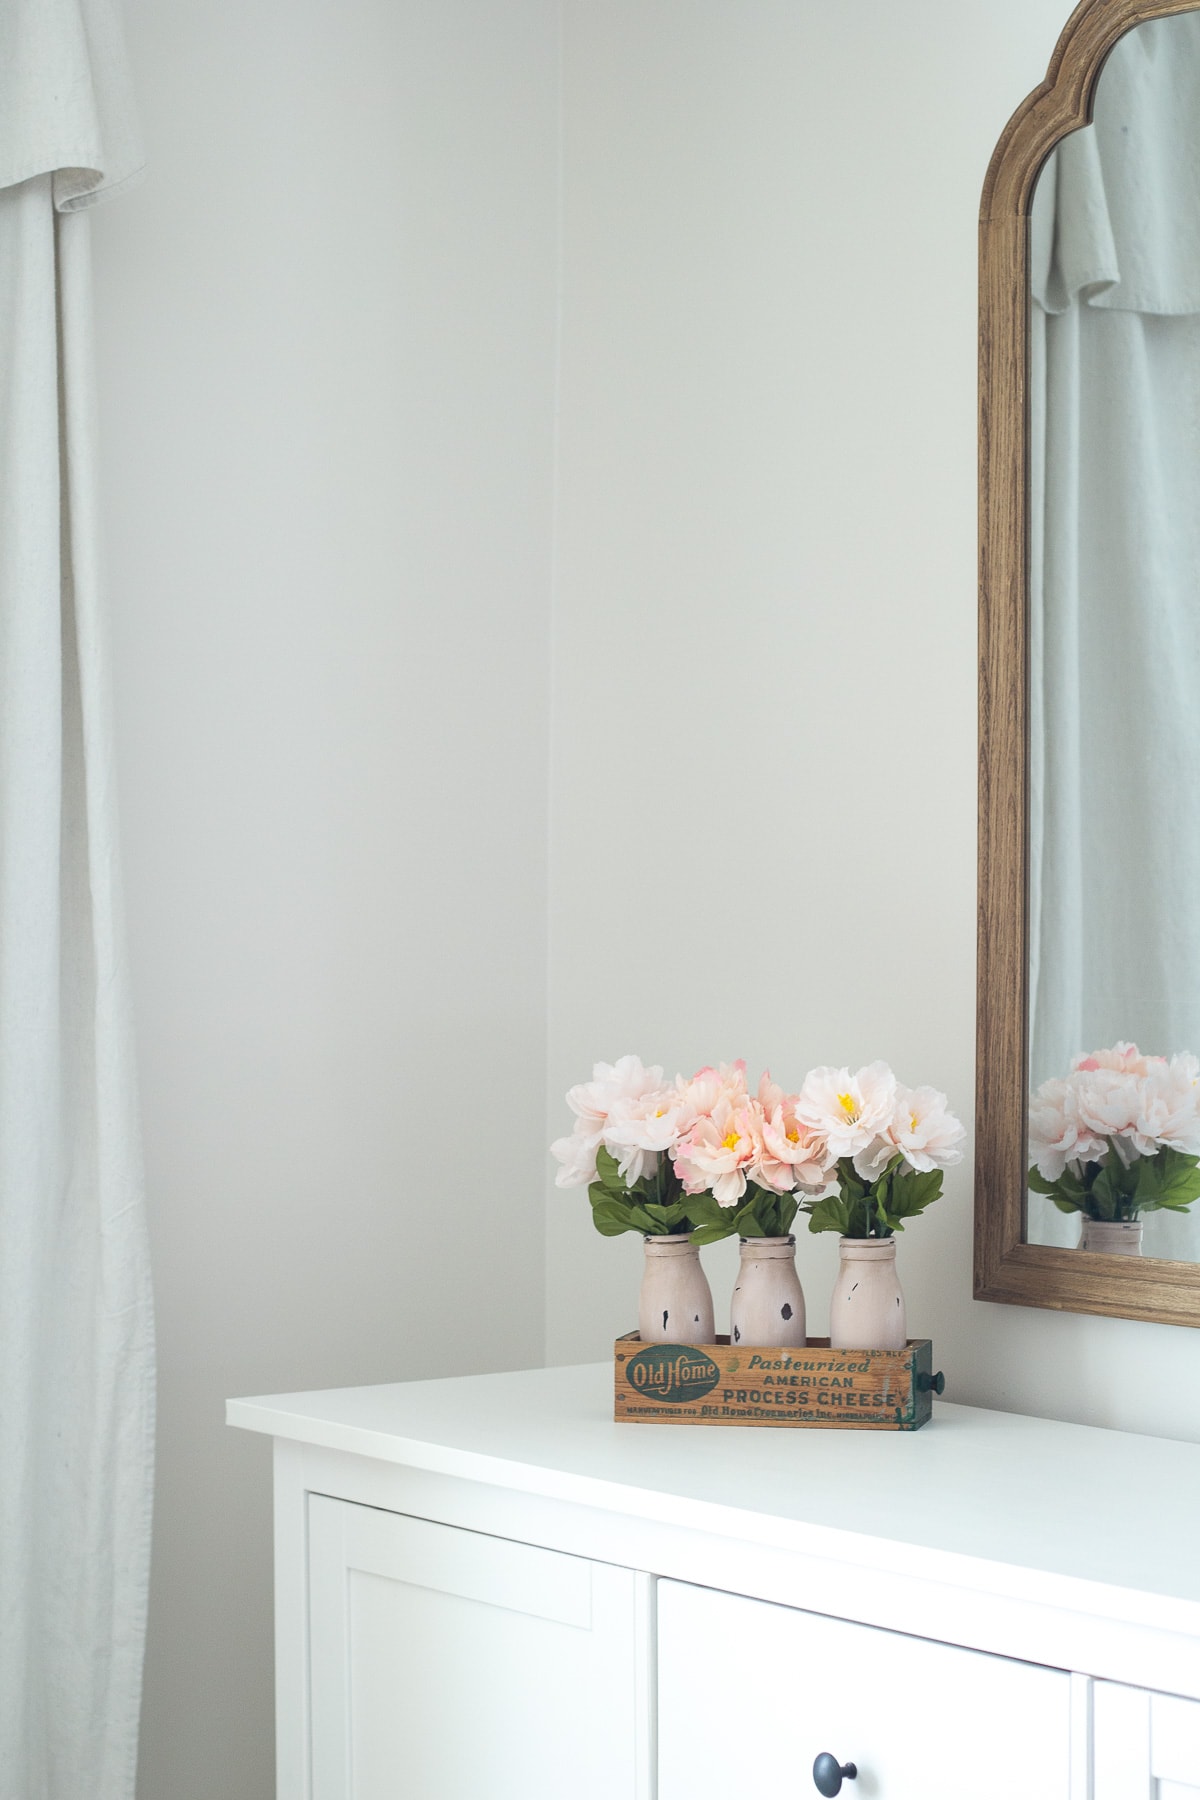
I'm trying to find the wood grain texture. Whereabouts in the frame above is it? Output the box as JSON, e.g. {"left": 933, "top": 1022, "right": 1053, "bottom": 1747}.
{"left": 976, "top": 0, "right": 1200, "bottom": 1327}
{"left": 613, "top": 1334, "right": 935, "bottom": 1430}
{"left": 980, "top": 0, "right": 1200, "bottom": 220}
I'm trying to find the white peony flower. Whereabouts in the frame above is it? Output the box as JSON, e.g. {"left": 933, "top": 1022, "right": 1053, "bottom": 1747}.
{"left": 550, "top": 1124, "right": 602, "bottom": 1189}
{"left": 1031, "top": 1044, "right": 1200, "bottom": 1178}
{"left": 565, "top": 1054, "right": 665, "bottom": 1130}
{"left": 796, "top": 1061, "right": 898, "bottom": 1163}
{"left": 848, "top": 1137, "right": 894, "bottom": 1181}
{"left": 603, "top": 1087, "right": 689, "bottom": 1187}
{"left": 1134, "top": 1053, "right": 1200, "bottom": 1158}
{"left": 1028, "top": 1077, "right": 1105, "bottom": 1182}
{"left": 881, "top": 1084, "right": 966, "bottom": 1175}
{"left": 551, "top": 1053, "right": 667, "bottom": 1188}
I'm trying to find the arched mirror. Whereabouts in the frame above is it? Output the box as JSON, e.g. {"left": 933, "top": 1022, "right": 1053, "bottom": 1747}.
{"left": 976, "top": 0, "right": 1200, "bottom": 1325}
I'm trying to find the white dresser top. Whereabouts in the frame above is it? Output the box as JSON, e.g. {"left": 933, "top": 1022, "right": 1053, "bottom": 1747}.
{"left": 228, "top": 1360, "right": 1200, "bottom": 1623}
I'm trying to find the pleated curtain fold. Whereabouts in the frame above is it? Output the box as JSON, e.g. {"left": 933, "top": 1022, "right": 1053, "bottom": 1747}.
{"left": 0, "top": 3, "right": 154, "bottom": 1795}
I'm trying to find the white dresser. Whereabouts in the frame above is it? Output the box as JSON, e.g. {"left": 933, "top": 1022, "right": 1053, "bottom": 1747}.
{"left": 227, "top": 1363, "right": 1200, "bottom": 1799}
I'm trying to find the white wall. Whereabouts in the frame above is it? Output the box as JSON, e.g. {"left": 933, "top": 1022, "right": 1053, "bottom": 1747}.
{"left": 88, "top": 2, "right": 1200, "bottom": 1795}
{"left": 545, "top": 0, "right": 1200, "bottom": 1445}
{"left": 91, "top": 4, "right": 559, "bottom": 1797}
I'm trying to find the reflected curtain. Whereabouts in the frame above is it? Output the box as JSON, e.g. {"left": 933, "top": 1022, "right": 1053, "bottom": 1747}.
{"left": 0, "top": 2, "right": 155, "bottom": 1794}
{"left": 1029, "top": 14, "right": 1200, "bottom": 1257}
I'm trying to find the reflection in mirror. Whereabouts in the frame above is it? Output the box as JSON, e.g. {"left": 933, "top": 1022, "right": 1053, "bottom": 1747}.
{"left": 1025, "top": 13, "right": 1200, "bottom": 1260}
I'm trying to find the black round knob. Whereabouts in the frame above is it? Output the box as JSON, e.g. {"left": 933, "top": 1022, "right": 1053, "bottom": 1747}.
{"left": 918, "top": 1369, "right": 946, "bottom": 1395}
{"left": 813, "top": 1752, "right": 858, "bottom": 1795}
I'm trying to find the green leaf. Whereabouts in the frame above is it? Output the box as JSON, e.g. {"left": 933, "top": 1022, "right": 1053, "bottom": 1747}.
{"left": 588, "top": 1176, "right": 630, "bottom": 1216}
{"left": 734, "top": 1187, "right": 767, "bottom": 1236}
{"left": 1131, "top": 1147, "right": 1200, "bottom": 1215}
{"left": 881, "top": 1167, "right": 944, "bottom": 1231}
{"left": 1034, "top": 1162, "right": 1087, "bottom": 1202}
{"left": 1028, "top": 1163, "right": 1087, "bottom": 1213}
{"left": 690, "top": 1223, "right": 734, "bottom": 1246}
{"left": 803, "top": 1194, "right": 854, "bottom": 1236}
{"left": 835, "top": 1157, "right": 867, "bottom": 1200}
{"left": 684, "top": 1192, "right": 734, "bottom": 1229}
{"left": 1021, "top": 1159, "right": 1072, "bottom": 1202}
{"left": 1087, "top": 1161, "right": 1119, "bottom": 1222}
{"left": 733, "top": 1186, "right": 803, "bottom": 1239}
{"left": 683, "top": 1190, "right": 738, "bottom": 1243}
{"left": 642, "top": 1200, "right": 689, "bottom": 1231}
{"left": 1131, "top": 1155, "right": 1161, "bottom": 1203}
{"left": 588, "top": 1197, "right": 635, "bottom": 1237}
{"left": 593, "top": 1144, "right": 627, "bottom": 1195}
{"left": 684, "top": 1192, "right": 722, "bottom": 1220}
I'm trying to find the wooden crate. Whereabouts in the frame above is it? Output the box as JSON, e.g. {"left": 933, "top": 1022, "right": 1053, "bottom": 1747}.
{"left": 613, "top": 1333, "right": 941, "bottom": 1430}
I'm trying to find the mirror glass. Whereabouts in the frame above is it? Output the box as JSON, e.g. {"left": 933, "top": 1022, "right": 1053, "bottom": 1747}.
{"left": 1025, "top": 11, "right": 1200, "bottom": 1261}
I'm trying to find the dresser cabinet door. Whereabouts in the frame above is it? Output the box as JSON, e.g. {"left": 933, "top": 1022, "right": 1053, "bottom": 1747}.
{"left": 657, "top": 1580, "right": 1072, "bottom": 1800}
{"left": 307, "top": 1495, "right": 642, "bottom": 1800}
{"left": 1094, "top": 1683, "right": 1200, "bottom": 1799}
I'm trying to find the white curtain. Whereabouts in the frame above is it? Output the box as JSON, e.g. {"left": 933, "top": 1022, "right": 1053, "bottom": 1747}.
{"left": 0, "top": 3, "right": 154, "bottom": 1796}
{"left": 1029, "top": 14, "right": 1200, "bottom": 1257}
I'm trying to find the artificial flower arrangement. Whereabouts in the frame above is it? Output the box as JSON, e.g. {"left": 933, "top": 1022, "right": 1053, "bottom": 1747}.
{"left": 551, "top": 1054, "right": 965, "bottom": 1242}
{"left": 1028, "top": 1042, "right": 1200, "bottom": 1223}
{"left": 797, "top": 1061, "right": 966, "bottom": 1239}
{"left": 553, "top": 1052, "right": 965, "bottom": 1355}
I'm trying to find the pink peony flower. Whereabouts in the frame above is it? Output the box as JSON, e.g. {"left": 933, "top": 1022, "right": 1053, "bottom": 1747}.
{"left": 672, "top": 1060, "right": 749, "bottom": 1128}
{"left": 755, "top": 1071, "right": 834, "bottom": 1192}
{"left": 1072, "top": 1042, "right": 1165, "bottom": 1078}
{"left": 1073, "top": 1067, "right": 1141, "bottom": 1159}
{"left": 673, "top": 1094, "right": 761, "bottom": 1207}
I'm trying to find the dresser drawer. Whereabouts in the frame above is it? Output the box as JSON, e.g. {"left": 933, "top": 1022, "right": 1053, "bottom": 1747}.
{"left": 1094, "top": 1682, "right": 1200, "bottom": 1798}
{"left": 657, "top": 1579, "right": 1073, "bottom": 1800}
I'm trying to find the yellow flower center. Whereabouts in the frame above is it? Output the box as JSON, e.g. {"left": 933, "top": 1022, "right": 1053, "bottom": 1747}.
{"left": 837, "top": 1091, "right": 859, "bottom": 1120}
{"left": 910, "top": 1113, "right": 919, "bottom": 1132}
{"left": 722, "top": 1129, "right": 741, "bottom": 1151}
{"left": 787, "top": 1128, "right": 799, "bottom": 1143}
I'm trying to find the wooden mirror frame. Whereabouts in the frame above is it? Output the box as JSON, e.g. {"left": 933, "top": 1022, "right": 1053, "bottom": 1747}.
{"left": 975, "top": 0, "right": 1200, "bottom": 1327}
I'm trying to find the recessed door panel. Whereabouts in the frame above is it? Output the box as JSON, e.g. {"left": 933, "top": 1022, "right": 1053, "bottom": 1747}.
{"left": 658, "top": 1579, "right": 1072, "bottom": 1800}
{"left": 308, "top": 1495, "right": 641, "bottom": 1800}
